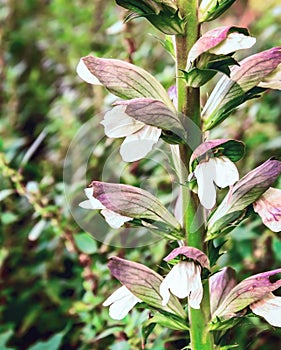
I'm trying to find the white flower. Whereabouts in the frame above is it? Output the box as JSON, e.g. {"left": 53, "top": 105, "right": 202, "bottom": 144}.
{"left": 193, "top": 156, "right": 239, "bottom": 210}
{"left": 102, "top": 286, "right": 141, "bottom": 320}
{"left": 209, "top": 32, "right": 256, "bottom": 56}
{"left": 250, "top": 293, "right": 281, "bottom": 327}
{"left": 259, "top": 63, "right": 281, "bottom": 90}
{"left": 253, "top": 187, "right": 281, "bottom": 232}
{"left": 101, "top": 105, "right": 161, "bottom": 162}
{"left": 159, "top": 261, "right": 203, "bottom": 309}
{"left": 79, "top": 188, "right": 132, "bottom": 229}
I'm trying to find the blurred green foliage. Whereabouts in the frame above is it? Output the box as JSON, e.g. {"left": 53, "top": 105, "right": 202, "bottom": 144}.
{"left": 1, "top": 0, "right": 281, "bottom": 349}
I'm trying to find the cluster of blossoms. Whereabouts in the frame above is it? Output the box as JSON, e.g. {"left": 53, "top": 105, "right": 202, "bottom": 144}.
{"left": 103, "top": 256, "right": 281, "bottom": 329}
{"left": 76, "top": 9, "right": 281, "bottom": 345}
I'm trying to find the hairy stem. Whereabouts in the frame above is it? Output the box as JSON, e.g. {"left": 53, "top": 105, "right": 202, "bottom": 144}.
{"left": 175, "top": 1, "right": 214, "bottom": 349}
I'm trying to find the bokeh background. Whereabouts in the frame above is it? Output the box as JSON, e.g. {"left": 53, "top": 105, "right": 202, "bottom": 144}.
{"left": 1, "top": 0, "right": 281, "bottom": 349}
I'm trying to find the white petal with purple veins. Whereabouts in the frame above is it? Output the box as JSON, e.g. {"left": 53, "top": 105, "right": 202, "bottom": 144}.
{"left": 160, "top": 261, "right": 203, "bottom": 309}
{"left": 259, "top": 63, "right": 281, "bottom": 90}
{"left": 253, "top": 187, "right": 281, "bottom": 232}
{"left": 101, "top": 106, "right": 144, "bottom": 138}
{"left": 79, "top": 188, "right": 105, "bottom": 209}
{"left": 250, "top": 293, "right": 281, "bottom": 327}
{"left": 120, "top": 125, "right": 161, "bottom": 162}
{"left": 213, "top": 156, "right": 239, "bottom": 189}
{"left": 194, "top": 160, "right": 217, "bottom": 209}
{"left": 101, "top": 209, "right": 133, "bottom": 229}
{"left": 209, "top": 32, "right": 256, "bottom": 55}
{"left": 103, "top": 286, "right": 141, "bottom": 320}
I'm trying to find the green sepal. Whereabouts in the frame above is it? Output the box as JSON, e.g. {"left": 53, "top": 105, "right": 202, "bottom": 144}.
{"left": 206, "top": 55, "right": 239, "bottom": 76}
{"left": 161, "top": 130, "right": 186, "bottom": 145}
{"left": 204, "top": 86, "right": 266, "bottom": 130}
{"left": 182, "top": 68, "right": 217, "bottom": 88}
{"left": 206, "top": 207, "right": 252, "bottom": 241}
{"left": 154, "top": 35, "right": 175, "bottom": 59}
{"left": 117, "top": 0, "right": 186, "bottom": 35}
{"left": 199, "top": 0, "right": 236, "bottom": 23}
{"left": 182, "top": 56, "right": 238, "bottom": 88}
{"left": 209, "top": 314, "right": 243, "bottom": 332}
{"left": 207, "top": 240, "right": 226, "bottom": 267}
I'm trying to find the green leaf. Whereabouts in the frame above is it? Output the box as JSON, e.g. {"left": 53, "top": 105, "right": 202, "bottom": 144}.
{"left": 73, "top": 233, "right": 97, "bottom": 254}
{"left": 28, "top": 331, "right": 65, "bottom": 350}
{"left": 2, "top": 212, "right": 17, "bottom": 225}
{"left": 142, "top": 312, "right": 188, "bottom": 346}
{"left": 0, "top": 330, "right": 14, "bottom": 350}
{"left": 94, "top": 327, "right": 124, "bottom": 341}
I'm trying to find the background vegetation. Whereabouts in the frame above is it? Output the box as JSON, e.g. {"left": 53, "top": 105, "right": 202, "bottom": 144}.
{"left": 1, "top": 0, "right": 281, "bottom": 349}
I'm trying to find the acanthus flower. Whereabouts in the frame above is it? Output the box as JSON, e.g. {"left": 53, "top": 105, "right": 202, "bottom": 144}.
{"left": 77, "top": 56, "right": 186, "bottom": 162}
{"left": 193, "top": 156, "right": 239, "bottom": 210}
{"left": 160, "top": 247, "right": 210, "bottom": 309}
{"left": 210, "top": 267, "right": 281, "bottom": 328}
{"left": 189, "top": 139, "right": 244, "bottom": 210}
{"left": 79, "top": 181, "right": 182, "bottom": 239}
{"left": 253, "top": 187, "right": 281, "bottom": 232}
{"left": 79, "top": 188, "right": 132, "bottom": 229}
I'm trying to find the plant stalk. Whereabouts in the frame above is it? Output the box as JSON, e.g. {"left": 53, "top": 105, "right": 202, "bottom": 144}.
{"left": 175, "top": 1, "right": 214, "bottom": 349}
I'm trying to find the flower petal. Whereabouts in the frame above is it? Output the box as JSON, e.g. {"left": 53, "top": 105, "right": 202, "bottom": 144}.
{"left": 101, "top": 105, "right": 144, "bottom": 138}
{"left": 194, "top": 160, "right": 217, "bottom": 209}
{"left": 164, "top": 246, "right": 210, "bottom": 270}
{"left": 103, "top": 286, "right": 141, "bottom": 320}
{"left": 250, "top": 293, "right": 281, "bottom": 327}
{"left": 209, "top": 32, "right": 256, "bottom": 55}
{"left": 253, "top": 187, "right": 281, "bottom": 232}
{"left": 120, "top": 125, "right": 161, "bottom": 162}
{"left": 259, "top": 63, "right": 281, "bottom": 90}
{"left": 213, "top": 156, "right": 239, "bottom": 189}
{"left": 209, "top": 267, "right": 237, "bottom": 315}
{"left": 108, "top": 257, "right": 186, "bottom": 318}
{"left": 103, "top": 285, "right": 131, "bottom": 306}
{"left": 160, "top": 261, "right": 203, "bottom": 309}
{"left": 160, "top": 262, "right": 190, "bottom": 306}
{"left": 79, "top": 188, "right": 105, "bottom": 209}
{"left": 188, "top": 264, "right": 203, "bottom": 309}
{"left": 101, "top": 209, "right": 133, "bottom": 229}
{"left": 76, "top": 58, "right": 102, "bottom": 85}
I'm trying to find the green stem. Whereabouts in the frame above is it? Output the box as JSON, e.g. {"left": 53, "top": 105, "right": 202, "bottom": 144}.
{"left": 175, "top": 1, "right": 214, "bottom": 349}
